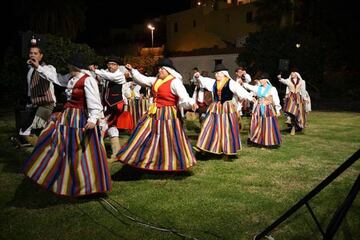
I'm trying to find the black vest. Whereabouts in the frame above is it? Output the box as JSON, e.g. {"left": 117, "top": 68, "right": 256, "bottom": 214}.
{"left": 104, "top": 81, "right": 123, "bottom": 107}
{"left": 213, "top": 80, "right": 233, "bottom": 104}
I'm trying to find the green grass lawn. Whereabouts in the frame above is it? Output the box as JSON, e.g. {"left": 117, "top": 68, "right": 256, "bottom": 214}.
{"left": 0, "top": 110, "right": 359, "bottom": 240}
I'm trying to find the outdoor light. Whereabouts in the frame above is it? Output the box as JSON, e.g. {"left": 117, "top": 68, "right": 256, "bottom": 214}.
{"left": 147, "top": 24, "right": 155, "bottom": 48}
{"left": 296, "top": 43, "right": 301, "bottom": 48}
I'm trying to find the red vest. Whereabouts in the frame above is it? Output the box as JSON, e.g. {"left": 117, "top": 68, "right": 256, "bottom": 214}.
{"left": 152, "top": 78, "right": 178, "bottom": 107}
{"left": 64, "top": 74, "right": 89, "bottom": 109}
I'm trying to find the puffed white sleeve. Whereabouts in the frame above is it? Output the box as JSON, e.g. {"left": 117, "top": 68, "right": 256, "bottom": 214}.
{"left": 230, "top": 80, "right": 253, "bottom": 101}
{"left": 56, "top": 73, "right": 71, "bottom": 87}
{"left": 36, "top": 65, "right": 62, "bottom": 85}
{"left": 134, "top": 85, "right": 141, "bottom": 98}
{"left": 94, "top": 69, "right": 126, "bottom": 84}
{"left": 271, "top": 87, "right": 282, "bottom": 114}
{"left": 131, "top": 69, "right": 156, "bottom": 87}
{"left": 300, "top": 80, "right": 308, "bottom": 100}
{"left": 197, "top": 76, "right": 215, "bottom": 92}
{"left": 243, "top": 83, "right": 259, "bottom": 94}
{"left": 278, "top": 77, "right": 290, "bottom": 86}
{"left": 244, "top": 74, "right": 251, "bottom": 83}
{"left": 171, "top": 79, "right": 195, "bottom": 110}
{"left": 84, "top": 76, "right": 104, "bottom": 124}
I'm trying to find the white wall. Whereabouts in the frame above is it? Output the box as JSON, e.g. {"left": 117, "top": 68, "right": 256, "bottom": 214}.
{"left": 170, "top": 53, "right": 239, "bottom": 84}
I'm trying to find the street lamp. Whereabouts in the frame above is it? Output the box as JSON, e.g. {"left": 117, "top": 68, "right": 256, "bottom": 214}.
{"left": 147, "top": 24, "right": 155, "bottom": 48}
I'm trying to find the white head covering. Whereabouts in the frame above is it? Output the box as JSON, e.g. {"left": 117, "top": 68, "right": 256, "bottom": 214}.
{"left": 163, "top": 66, "right": 183, "bottom": 81}
{"left": 216, "top": 70, "right": 233, "bottom": 81}
{"left": 287, "top": 71, "right": 303, "bottom": 82}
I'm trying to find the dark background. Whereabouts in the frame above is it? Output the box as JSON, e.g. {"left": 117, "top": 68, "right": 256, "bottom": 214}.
{"left": 2, "top": 0, "right": 191, "bottom": 58}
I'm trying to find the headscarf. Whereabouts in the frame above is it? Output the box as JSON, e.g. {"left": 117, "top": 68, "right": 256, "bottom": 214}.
{"left": 257, "top": 79, "right": 272, "bottom": 117}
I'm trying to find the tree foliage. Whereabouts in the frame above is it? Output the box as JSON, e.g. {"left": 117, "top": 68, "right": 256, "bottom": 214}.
{"left": 124, "top": 55, "right": 159, "bottom": 75}
{"left": 0, "top": 34, "right": 100, "bottom": 103}
{"left": 237, "top": 28, "right": 323, "bottom": 91}
{"left": 15, "top": 0, "right": 87, "bottom": 40}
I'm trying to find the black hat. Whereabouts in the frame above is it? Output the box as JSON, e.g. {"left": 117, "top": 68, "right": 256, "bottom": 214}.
{"left": 213, "top": 63, "right": 228, "bottom": 73}
{"left": 67, "top": 53, "right": 89, "bottom": 69}
{"left": 155, "top": 58, "right": 177, "bottom": 72}
{"left": 260, "top": 72, "right": 270, "bottom": 79}
{"left": 105, "top": 56, "right": 123, "bottom": 65}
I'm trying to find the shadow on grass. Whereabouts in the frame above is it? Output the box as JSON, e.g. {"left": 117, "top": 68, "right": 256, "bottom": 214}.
{"left": 194, "top": 151, "right": 226, "bottom": 161}
{"left": 111, "top": 165, "right": 193, "bottom": 182}
{"left": 0, "top": 141, "right": 31, "bottom": 174}
{"left": 6, "top": 178, "right": 107, "bottom": 209}
{"left": 6, "top": 178, "right": 72, "bottom": 209}
{"left": 246, "top": 139, "right": 281, "bottom": 150}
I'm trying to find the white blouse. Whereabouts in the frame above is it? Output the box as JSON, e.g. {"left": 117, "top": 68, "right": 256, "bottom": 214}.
{"left": 243, "top": 83, "right": 281, "bottom": 114}
{"left": 197, "top": 75, "right": 253, "bottom": 102}
{"left": 94, "top": 68, "right": 126, "bottom": 85}
{"left": 131, "top": 69, "right": 195, "bottom": 109}
{"left": 279, "top": 77, "right": 308, "bottom": 100}
{"left": 41, "top": 68, "right": 104, "bottom": 124}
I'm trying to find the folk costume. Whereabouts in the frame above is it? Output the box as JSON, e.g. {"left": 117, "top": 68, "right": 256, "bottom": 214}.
{"left": 243, "top": 74, "right": 282, "bottom": 147}
{"left": 23, "top": 54, "right": 111, "bottom": 197}
{"left": 116, "top": 59, "right": 197, "bottom": 172}
{"left": 278, "top": 72, "right": 308, "bottom": 134}
{"left": 93, "top": 57, "right": 127, "bottom": 159}
{"left": 19, "top": 38, "right": 57, "bottom": 146}
{"left": 194, "top": 64, "right": 253, "bottom": 156}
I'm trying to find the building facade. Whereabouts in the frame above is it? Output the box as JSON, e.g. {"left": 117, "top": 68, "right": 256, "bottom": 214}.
{"left": 170, "top": 53, "right": 241, "bottom": 84}
{"left": 166, "top": 0, "right": 259, "bottom": 52}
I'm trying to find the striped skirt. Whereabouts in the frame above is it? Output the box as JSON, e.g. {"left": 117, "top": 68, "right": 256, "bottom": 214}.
{"left": 195, "top": 101, "right": 241, "bottom": 155}
{"left": 22, "top": 108, "right": 112, "bottom": 197}
{"left": 128, "top": 97, "right": 150, "bottom": 128}
{"left": 116, "top": 106, "right": 196, "bottom": 172}
{"left": 283, "top": 92, "right": 306, "bottom": 129}
{"left": 249, "top": 103, "right": 282, "bottom": 146}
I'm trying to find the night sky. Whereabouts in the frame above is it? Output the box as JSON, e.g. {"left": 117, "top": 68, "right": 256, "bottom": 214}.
{"left": 85, "top": 0, "right": 191, "bottom": 28}
{"left": 1, "top": 0, "right": 191, "bottom": 60}
{"left": 81, "top": 0, "right": 192, "bottom": 46}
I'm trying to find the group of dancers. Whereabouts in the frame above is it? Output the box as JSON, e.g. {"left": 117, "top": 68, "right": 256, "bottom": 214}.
{"left": 20, "top": 40, "right": 311, "bottom": 197}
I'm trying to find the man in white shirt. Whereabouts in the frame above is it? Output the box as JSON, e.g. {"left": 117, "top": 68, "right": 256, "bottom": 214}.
{"left": 89, "top": 56, "right": 127, "bottom": 161}
{"left": 15, "top": 37, "right": 57, "bottom": 147}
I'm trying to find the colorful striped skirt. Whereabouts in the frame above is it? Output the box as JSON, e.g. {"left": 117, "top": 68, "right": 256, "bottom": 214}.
{"left": 128, "top": 97, "right": 150, "bottom": 128}
{"left": 116, "top": 106, "right": 196, "bottom": 172}
{"left": 283, "top": 92, "right": 306, "bottom": 129}
{"left": 22, "top": 108, "right": 112, "bottom": 197}
{"left": 249, "top": 103, "right": 282, "bottom": 146}
{"left": 195, "top": 101, "right": 241, "bottom": 155}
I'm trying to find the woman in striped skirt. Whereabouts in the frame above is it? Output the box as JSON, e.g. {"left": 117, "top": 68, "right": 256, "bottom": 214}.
{"left": 123, "top": 81, "right": 147, "bottom": 130}
{"left": 193, "top": 64, "right": 253, "bottom": 158}
{"left": 22, "top": 53, "right": 111, "bottom": 197}
{"left": 278, "top": 70, "right": 309, "bottom": 135}
{"left": 243, "top": 73, "right": 282, "bottom": 147}
{"left": 115, "top": 59, "right": 197, "bottom": 172}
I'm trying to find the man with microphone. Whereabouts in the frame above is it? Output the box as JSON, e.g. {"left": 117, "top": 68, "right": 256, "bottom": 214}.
{"left": 16, "top": 37, "right": 57, "bottom": 146}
